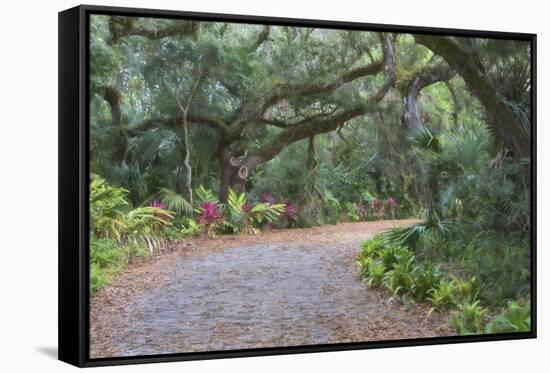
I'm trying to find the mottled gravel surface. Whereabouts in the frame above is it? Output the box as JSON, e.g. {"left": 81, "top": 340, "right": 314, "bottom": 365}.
{"left": 90, "top": 220, "right": 454, "bottom": 358}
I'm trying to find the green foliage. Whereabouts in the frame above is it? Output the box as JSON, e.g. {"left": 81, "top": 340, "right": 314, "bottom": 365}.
{"left": 406, "top": 124, "right": 441, "bottom": 153}
{"left": 89, "top": 175, "right": 185, "bottom": 291}
{"left": 90, "top": 174, "right": 129, "bottom": 240}
{"left": 179, "top": 218, "right": 201, "bottom": 236}
{"left": 225, "top": 188, "right": 285, "bottom": 235}
{"left": 358, "top": 238, "right": 441, "bottom": 301}
{"left": 383, "top": 252, "right": 416, "bottom": 296}
{"left": 411, "top": 263, "right": 443, "bottom": 301}
{"left": 427, "top": 279, "right": 457, "bottom": 312}
{"left": 451, "top": 300, "right": 489, "bottom": 335}
{"left": 88, "top": 15, "right": 532, "bottom": 327}
{"left": 90, "top": 236, "right": 125, "bottom": 292}
{"left": 195, "top": 185, "right": 219, "bottom": 205}
{"left": 485, "top": 299, "right": 531, "bottom": 333}
{"left": 158, "top": 188, "right": 193, "bottom": 215}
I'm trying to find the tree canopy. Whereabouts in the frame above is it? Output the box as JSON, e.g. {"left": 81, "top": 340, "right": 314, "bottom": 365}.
{"left": 90, "top": 15, "right": 531, "bottom": 211}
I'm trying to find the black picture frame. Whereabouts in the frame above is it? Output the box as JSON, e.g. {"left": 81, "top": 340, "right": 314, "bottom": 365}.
{"left": 59, "top": 4, "right": 537, "bottom": 367}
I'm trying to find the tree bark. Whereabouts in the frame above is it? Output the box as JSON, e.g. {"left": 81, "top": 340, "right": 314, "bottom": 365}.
{"left": 216, "top": 143, "right": 252, "bottom": 202}
{"left": 414, "top": 34, "right": 530, "bottom": 159}
{"left": 108, "top": 16, "right": 198, "bottom": 44}
{"left": 400, "top": 64, "right": 455, "bottom": 129}
{"left": 100, "top": 85, "right": 127, "bottom": 163}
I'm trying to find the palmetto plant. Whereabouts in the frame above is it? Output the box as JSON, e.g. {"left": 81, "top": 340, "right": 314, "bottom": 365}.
{"left": 158, "top": 187, "right": 193, "bottom": 215}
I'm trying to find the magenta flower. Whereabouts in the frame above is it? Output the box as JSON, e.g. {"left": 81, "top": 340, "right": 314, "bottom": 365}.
{"left": 370, "top": 198, "right": 385, "bottom": 219}
{"left": 354, "top": 202, "right": 366, "bottom": 217}
{"left": 242, "top": 201, "right": 254, "bottom": 214}
{"left": 150, "top": 199, "right": 166, "bottom": 209}
{"left": 198, "top": 202, "right": 222, "bottom": 225}
{"left": 283, "top": 201, "right": 298, "bottom": 220}
{"left": 261, "top": 191, "right": 275, "bottom": 205}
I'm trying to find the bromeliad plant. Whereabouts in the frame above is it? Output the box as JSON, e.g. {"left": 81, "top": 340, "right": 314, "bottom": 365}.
{"left": 197, "top": 201, "right": 224, "bottom": 237}
{"left": 226, "top": 189, "right": 285, "bottom": 235}
{"left": 370, "top": 198, "right": 385, "bottom": 220}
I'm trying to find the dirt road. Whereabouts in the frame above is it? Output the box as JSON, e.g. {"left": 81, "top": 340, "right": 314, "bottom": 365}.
{"left": 90, "top": 220, "right": 453, "bottom": 358}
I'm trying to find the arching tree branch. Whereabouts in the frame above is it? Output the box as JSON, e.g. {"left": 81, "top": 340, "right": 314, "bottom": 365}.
{"left": 414, "top": 34, "right": 530, "bottom": 158}
{"left": 108, "top": 16, "right": 199, "bottom": 44}
{"left": 400, "top": 64, "right": 455, "bottom": 128}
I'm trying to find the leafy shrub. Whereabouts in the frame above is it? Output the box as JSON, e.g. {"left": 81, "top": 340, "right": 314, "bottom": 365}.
{"left": 178, "top": 218, "right": 201, "bottom": 236}
{"left": 90, "top": 236, "right": 123, "bottom": 268}
{"left": 451, "top": 300, "right": 489, "bottom": 335}
{"left": 378, "top": 245, "right": 411, "bottom": 270}
{"left": 195, "top": 185, "right": 219, "bottom": 205}
{"left": 485, "top": 299, "right": 531, "bottom": 333}
{"left": 90, "top": 236, "right": 125, "bottom": 292}
{"left": 451, "top": 275, "right": 481, "bottom": 303}
{"left": 460, "top": 240, "right": 530, "bottom": 306}
{"left": 428, "top": 279, "right": 457, "bottom": 312}
{"left": 343, "top": 202, "right": 360, "bottom": 222}
{"left": 90, "top": 262, "right": 107, "bottom": 293}
{"left": 226, "top": 189, "right": 285, "bottom": 234}
{"left": 411, "top": 263, "right": 442, "bottom": 301}
{"left": 279, "top": 200, "right": 298, "bottom": 227}
{"left": 383, "top": 253, "right": 416, "bottom": 296}
{"left": 366, "top": 259, "right": 386, "bottom": 287}
{"left": 158, "top": 188, "right": 193, "bottom": 215}
{"left": 359, "top": 237, "right": 386, "bottom": 258}
{"left": 90, "top": 174, "right": 129, "bottom": 239}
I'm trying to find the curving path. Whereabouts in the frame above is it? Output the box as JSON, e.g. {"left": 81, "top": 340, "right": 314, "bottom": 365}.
{"left": 90, "top": 220, "right": 453, "bottom": 358}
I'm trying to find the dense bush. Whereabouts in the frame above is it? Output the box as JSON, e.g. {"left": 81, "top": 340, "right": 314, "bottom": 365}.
{"left": 485, "top": 299, "right": 531, "bottom": 333}
{"left": 357, "top": 235, "right": 529, "bottom": 335}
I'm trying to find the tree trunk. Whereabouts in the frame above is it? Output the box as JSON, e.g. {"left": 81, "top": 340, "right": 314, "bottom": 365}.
{"left": 217, "top": 143, "right": 245, "bottom": 202}
{"left": 101, "top": 85, "right": 127, "bottom": 163}
{"left": 181, "top": 114, "right": 193, "bottom": 206}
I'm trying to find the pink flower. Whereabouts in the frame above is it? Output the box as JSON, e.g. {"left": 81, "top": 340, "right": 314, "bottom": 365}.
{"left": 242, "top": 201, "right": 254, "bottom": 214}
{"left": 261, "top": 191, "right": 275, "bottom": 205}
{"left": 198, "top": 202, "right": 222, "bottom": 225}
{"left": 370, "top": 198, "right": 385, "bottom": 219}
{"left": 282, "top": 200, "right": 298, "bottom": 220}
{"left": 354, "top": 202, "right": 366, "bottom": 217}
{"left": 387, "top": 197, "right": 397, "bottom": 209}
{"left": 150, "top": 200, "right": 166, "bottom": 209}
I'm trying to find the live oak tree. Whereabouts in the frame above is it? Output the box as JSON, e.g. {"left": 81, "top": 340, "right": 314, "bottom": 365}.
{"left": 90, "top": 15, "right": 531, "bottom": 203}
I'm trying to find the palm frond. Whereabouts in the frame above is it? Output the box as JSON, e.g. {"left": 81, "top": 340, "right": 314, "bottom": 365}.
{"left": 158, "top": 187, "right": 193, "bottom": 215}
{"left": 406, "top": 124, "right": 441, "bottom": 153}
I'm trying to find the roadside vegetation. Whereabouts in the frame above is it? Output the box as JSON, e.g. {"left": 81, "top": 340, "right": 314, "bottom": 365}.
{"left": 89, "top": 15, "right": 532, "bottom": 336}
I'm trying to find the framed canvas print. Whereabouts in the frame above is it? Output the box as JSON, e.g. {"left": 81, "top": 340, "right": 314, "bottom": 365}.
{"left": 58, "top": 4, "right": 537, "bottom": 367}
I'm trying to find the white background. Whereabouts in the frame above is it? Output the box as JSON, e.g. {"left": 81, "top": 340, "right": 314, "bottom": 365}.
{"left": 0, "top": 0, "right": 546, "bottom": 371}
